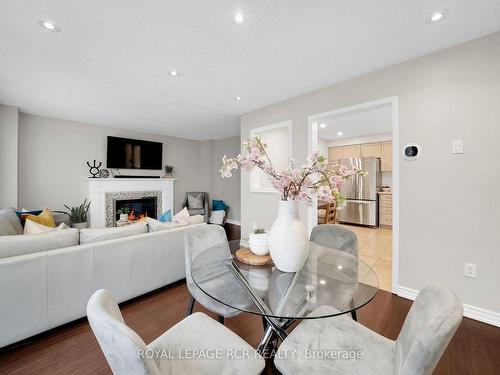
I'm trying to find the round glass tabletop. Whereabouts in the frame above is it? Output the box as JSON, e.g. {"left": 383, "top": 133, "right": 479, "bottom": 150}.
{"left": 191, "top": 240, "right": 378, "bottom": 320}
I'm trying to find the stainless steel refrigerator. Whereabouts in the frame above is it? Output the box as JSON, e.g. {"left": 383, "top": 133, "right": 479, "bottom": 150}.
{"left": 337, "top": 157, "right": 381, "bottom": 227}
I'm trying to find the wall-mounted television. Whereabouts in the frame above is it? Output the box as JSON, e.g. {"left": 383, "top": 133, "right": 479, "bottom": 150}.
{"left": 107, "top": 136, "right": 163, "bottom": 170}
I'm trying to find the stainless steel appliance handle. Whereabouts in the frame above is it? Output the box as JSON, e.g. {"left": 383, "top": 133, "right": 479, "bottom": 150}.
{"left": 348, "top": 200, "right": 373, "bottom": 204}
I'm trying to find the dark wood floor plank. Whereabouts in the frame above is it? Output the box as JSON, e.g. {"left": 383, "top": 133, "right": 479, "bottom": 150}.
{"left": 0, "top": 282, "right": 499, "bottom": 374}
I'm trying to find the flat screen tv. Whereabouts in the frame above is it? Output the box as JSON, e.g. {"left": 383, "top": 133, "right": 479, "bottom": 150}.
{"left": 107, "top": 136, "right": 163, "bottom": 170}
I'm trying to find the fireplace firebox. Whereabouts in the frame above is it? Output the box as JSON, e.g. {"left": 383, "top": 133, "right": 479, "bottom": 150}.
{"left": 114, "top": 197, "right": 157, "bottom": 225}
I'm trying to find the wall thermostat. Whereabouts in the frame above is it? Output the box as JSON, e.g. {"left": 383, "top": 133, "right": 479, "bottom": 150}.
{"left": 403, "top": 144, "right": 421, "bottom": 160}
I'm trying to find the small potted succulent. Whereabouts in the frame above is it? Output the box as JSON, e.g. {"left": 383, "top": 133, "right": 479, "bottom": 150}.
{"left": 164, "top": 165, "right": 174, "bottom": 177}
{"left": 117, "top": 207, "right": 130, "bottom": 221}
{"left": 64, "top": 199, "right": 91, "bottom": 229}
{"left": 248, "top": 228, "right": 270, "bottom": 256}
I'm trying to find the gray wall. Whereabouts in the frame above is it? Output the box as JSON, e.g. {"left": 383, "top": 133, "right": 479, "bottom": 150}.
{"left": 212, "top": 136, "right": 241, "bottom": 221}
{"left": 18, "top": 114, "right": 204, "bottom": 212}
{"left": 199, "top": 136, "right": 241, "bottom": 221}
{"left": 241, "top": 32, "right": 500, "bottom": 314}
{"left": 0, "top": 105, "right": 19, "bottom": 208}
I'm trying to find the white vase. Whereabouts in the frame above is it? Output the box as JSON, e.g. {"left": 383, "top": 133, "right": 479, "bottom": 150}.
{"left": 119, "top": 213, "right": 128, "bottom": 221}
{"left": 269, "top": 200, "right": 308, "bottom": 272}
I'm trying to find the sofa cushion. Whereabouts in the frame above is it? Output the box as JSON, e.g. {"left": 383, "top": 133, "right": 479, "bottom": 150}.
{"left": 0, "top": 208, "right": 23, "bottom": 236}
{"left": 0, "top": 228, "right": 80, "bottom": 258}
{"left": 23, "top": 208, "right": 56, "bottom": 228}
{"left": 79, "top": 222, "right": 147, "bottom": 244}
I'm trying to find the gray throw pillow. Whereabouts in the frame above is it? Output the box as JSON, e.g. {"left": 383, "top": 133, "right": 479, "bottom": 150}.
{"left": 0, "top": 208, "right": 23, "bottom": 236}
{"left": 188, "top": 193, "right": 204, "bottom": 209}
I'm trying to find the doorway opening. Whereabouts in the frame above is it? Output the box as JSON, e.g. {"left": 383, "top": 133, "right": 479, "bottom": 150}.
{"left": 308, "top": 97, "right": 399, "bottom": 293}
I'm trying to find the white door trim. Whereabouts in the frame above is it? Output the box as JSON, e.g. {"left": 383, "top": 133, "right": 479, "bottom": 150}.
{"left": 307, "top": 96, "right": 400, "bottom": 292}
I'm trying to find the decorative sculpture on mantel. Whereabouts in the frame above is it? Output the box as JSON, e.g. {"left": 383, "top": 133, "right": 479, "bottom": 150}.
{"left": 87, "top": 160, "right": 102, "bottom": 178}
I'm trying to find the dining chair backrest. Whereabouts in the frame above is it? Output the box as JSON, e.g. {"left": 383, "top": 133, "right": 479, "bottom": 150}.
{"left": 185, "top": 225, "right": 229, "bottom": 294}
{"left": 393, "top": 283, "right": 463, "bottom": 375}
{"left": 310, "top": 224, "right": 358, "bottom": 256}
{"left": 87, "top": 289, "right": 160, "bottom": 375}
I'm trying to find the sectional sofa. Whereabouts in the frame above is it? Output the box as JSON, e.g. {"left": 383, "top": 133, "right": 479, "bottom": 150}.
{"left": 0, "top": 212, "right": 204, "bottom": 348}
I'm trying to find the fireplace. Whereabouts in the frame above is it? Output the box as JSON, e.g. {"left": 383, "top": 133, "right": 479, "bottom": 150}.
{"left": 114, "top": 197, "right": 157, "bottom": 225}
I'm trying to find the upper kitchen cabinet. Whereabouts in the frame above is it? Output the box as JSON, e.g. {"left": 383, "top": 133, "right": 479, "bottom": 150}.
{"left": 361, "top": 143, "right": 381, "bottom": 158}
{"left": 342, "top": 145, "right": 362, "bottom": 158}
{"left": 327, "top": 141, "right": 392, "bottom": 171}
{"left": 381, "top": 142, "right": 392, "bottom": 171}
{"left": 328, "top": 147, "right": 343, "bottom": 163}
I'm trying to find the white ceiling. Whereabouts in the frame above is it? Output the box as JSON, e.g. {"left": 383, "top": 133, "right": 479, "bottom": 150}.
{"left": 318, "top": 104, "right": 392, "bottom": 141}
{"left": 1, "top": 1, "right": 499, "bottom": 140}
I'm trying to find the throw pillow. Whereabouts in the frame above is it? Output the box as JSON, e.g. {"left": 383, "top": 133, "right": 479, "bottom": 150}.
{"left": 24, "top": 208, "right": 56, "bottom": 228}
{"left": 15, "top": 209, "right": 43, "bottom": 221}
{"left": 209, "top": 210, "right": 226, "bottom": 225}
{"left": 188, "top": 193, "right": 204, "bottom": 209}
{"left": 0, "top": 208, "right": 24, "bottom": 236}
{"left": 212, "top": 200, "right": 229, "bottom": 211}
{"left": 24, "top": 219, "right": 68, "bottom": 235}
{"left": 173, "top": 207, "right": 190, "bottom": 219}
{"left": 158, "top": 209, "right": 172, "bottom": 222}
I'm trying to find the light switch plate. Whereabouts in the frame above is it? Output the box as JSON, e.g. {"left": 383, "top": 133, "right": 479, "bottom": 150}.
{"left": 452, "top": 140, "right": 464, "bottom": 154}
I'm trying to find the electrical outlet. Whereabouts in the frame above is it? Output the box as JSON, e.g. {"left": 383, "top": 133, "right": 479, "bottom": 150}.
{"left": 452, "top": 140, "right": 464, "bottom": 154}
{"left": 464, "top": 263, "right": 476, "bottom": 278}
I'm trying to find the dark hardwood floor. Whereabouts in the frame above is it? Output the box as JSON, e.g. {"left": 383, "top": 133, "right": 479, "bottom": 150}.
{"left": 0, "top": 282, "right": 498, "bottom": 374}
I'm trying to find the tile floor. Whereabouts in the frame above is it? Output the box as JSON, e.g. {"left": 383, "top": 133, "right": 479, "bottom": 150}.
{"left": 339, "top": 224, "right": 393, "bottom": 292}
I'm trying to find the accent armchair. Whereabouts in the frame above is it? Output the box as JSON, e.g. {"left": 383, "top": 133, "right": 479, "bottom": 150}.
{"left": 182, "top": 192, "right": 209, "bottom": 223}
{"left": 87, "top": 289, "right": 264, "bottom": 375}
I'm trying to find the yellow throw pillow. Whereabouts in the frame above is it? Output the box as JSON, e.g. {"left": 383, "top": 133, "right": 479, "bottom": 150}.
{"left": 24, "top": 208, "right": 56, "bottom": 228}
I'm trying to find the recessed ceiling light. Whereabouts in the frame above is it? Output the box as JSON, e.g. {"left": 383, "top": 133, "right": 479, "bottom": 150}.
{"left": 426, "top": 10, "right": 448, "bottom": 23}
{"left": 169, "top": 70, "right": 179, "bottom": 77}
{"left": 319, "top": 279, "right": 326, "bottom": 285}
{"left": 235, "top": 96, "right": 242, "bottom": 101}
{"left": 232, "top": 12, "right": 245, "bottom": 24}
{"left": 39, "top": 20, "right": 60, "bottom": 32}
{"left": 337, "top": 131, "right": 343, "bottom": 136}
{"left": 319, "top": 123, "right": 327, "bottom": 128}
{"left": 337, "top": 265, "right": 343, "bottom": 270}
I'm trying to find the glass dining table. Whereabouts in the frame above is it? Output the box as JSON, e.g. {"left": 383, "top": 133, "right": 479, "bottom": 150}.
{"left": 191, "top": 239, "right": 378, "bottom": 354}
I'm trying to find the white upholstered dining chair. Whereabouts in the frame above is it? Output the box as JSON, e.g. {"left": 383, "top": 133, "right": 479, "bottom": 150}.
{"left": 87, "top": 289, "right": 264, "bottom": 375}
{"left": 184, "top": 225, "right": 244, "bottom": 323}
{"left": 274, "top": 283, "right": 462, "bottom": 375}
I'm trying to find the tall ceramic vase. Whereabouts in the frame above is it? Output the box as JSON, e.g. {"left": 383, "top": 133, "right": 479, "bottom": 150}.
{"left": 269, "top": 200, "right": 308, "bottom": 272}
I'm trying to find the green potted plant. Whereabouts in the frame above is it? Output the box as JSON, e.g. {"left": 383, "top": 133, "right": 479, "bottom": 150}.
{"left": 64, "top": 199, "right": 91, "bottom": 229}
{"left": 117, "top": 207, "right": 130, "bottom": 222}
{"left": 164, "top": 165, "right": 174, "bottom": 177}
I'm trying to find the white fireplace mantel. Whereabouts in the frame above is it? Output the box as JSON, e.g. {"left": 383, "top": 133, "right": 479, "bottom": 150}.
{"left": 87, "top": 178, "right": 177, "bottom": 228}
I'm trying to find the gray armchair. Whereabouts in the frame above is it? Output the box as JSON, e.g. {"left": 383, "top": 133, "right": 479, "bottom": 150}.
{"left": 181, "top": 192, "right": 209, "bottom": 223}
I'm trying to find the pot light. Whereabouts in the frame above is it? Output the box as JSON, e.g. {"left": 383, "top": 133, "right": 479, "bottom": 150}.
{"left": 337, "top": 131, "right": 343, "bottom": 136}
{"left": 235, "top": 96, "right": 242, "bottom": 101}
{"left": 319, "top": 123, "right": 327, "bottom": 128}
{"left": 319, "top": 279, "right": 326, "bottom": 285}
{"left": 232, "top": 12, "right": 245, "bottom": 24}
{"left": 39, "top": 20, "right": 60, "bottom": 32}
{"left": 337, "top": 265, "right": 343, "bottom": 270}
{"left": 169, "top": 70, "right": 179, "bottom": 77}
{"left": 426, "top": 10, "right": 448, "bottom": 23}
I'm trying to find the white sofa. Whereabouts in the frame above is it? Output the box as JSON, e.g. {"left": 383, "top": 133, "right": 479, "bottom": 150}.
{"left": 0, "top": 223, "right": 205, "bottom": 348}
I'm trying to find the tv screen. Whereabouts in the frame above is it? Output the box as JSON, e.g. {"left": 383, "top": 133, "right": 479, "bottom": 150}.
{"left": 107, "top": 136, "right": 163, "bottom": 170}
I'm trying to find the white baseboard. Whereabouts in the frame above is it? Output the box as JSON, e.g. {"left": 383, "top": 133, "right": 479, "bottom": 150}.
{"left": 397, "top": 286, "right": 500, "bottom": 327}
{"left": 226, "top": 219, "right": 241, "bottom": 226}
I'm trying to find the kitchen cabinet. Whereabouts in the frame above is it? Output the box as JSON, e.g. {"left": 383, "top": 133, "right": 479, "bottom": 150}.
{"left": 328, "top": 147, "right": 343, "bottom": 163}
{"left": 327, "top": 141, "right": 392, "bottom": 172}
{"left": 381, "top": 142, "right": 392, "bottom": 172}
{"left": 342, "top": 145, "right": 361, "bottom": 158}
{"left": 379, "top": 192, "right": 392, "bottom": 227}
{"left": 361, "top": 143, "right": 381, "bottom": 158}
